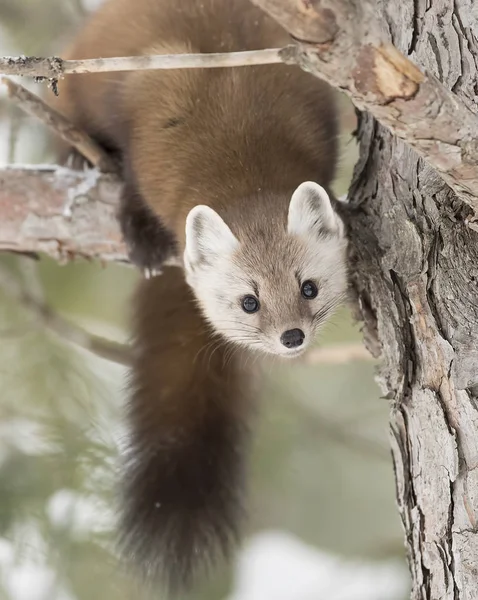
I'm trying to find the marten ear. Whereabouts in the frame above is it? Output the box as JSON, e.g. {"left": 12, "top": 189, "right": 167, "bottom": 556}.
{"left": 288, "top": 182, "right": 343, "bottom": 238}
{"left": 185, "top": 205, "right": 239, "bottom": 268}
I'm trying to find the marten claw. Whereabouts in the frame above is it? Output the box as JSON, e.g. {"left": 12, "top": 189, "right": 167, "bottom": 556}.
{"left": 143, "top": 267, "right": 162, "bottom": 279}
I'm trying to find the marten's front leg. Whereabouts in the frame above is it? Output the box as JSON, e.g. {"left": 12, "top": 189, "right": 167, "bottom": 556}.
{"left": 119, "top": 176, "right": 178, "bottom": 277}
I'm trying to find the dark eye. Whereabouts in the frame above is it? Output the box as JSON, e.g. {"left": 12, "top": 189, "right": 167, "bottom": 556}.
{"left": 242, "top": 295, "right": 260, "bottom": 313}
{"left": 301, "top": 280, "right": 318, "bottom": 299}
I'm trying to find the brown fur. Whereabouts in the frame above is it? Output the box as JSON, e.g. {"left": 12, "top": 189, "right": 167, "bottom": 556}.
{"left": 121, "top": 266, "right": 251, "bottom": 592}
{"left": 51, "top": 0, "right": 337, "bottom": 251}
{"left": 51, "top": 0, "right": 338, "bottom": 592}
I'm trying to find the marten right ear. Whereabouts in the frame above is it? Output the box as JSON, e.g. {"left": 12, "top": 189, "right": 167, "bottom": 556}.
{"left": 184, "top": 205, "right": 239, "bottom": 270}
{"left": 288, "top": 182, "right": 343, "bottom": 239}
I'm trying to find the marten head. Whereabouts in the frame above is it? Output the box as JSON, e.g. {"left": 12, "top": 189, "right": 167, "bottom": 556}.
{"left": 184, "top": 182, "right": 348, "bottom": 358}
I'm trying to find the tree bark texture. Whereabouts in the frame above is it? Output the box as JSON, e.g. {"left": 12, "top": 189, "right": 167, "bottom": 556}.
{"left": 0, "top": 166, "right": 126, "bottom": 262}
{"left": 347, "top": 1, "right": 478, "bottom": 598}
{"left": 252, "top": 0, "right": 478, "bottom": 220}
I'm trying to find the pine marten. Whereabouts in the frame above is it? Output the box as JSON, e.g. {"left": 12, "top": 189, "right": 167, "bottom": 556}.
{"left": 50, "top": 0, "right": 348, "bottom": 593}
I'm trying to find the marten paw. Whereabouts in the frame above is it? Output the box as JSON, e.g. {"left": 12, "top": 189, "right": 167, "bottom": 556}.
{"left": 119, "top": 182, "right": 178, "bottom": 275}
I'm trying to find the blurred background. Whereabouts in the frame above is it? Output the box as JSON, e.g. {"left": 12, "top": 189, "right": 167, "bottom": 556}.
{"left": 0, "top": 2, "right": 409, "bottom": 599}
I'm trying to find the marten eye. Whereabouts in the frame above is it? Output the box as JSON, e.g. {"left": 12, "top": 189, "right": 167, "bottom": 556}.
{"left": 242, "top": 295, "right": 260, "bottom": 313}
{"left": 301, "top": 280, "right": 318, "bottom": 299}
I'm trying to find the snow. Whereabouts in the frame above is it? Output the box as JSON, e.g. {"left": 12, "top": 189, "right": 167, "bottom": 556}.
{"left": 0, "top": 418, "right": 59, "bottom": 459}
{"left": 0, "top": 531, "right": 75, "bottom": 600}
{"left": 226, "top": 531, "right": 409, "bottom": 600}
{"left": 46, "top": 488, "right": 114, "bottom": 536}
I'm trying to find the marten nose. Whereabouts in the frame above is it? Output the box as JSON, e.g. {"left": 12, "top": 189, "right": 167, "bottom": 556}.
{"left": 280, "top": 328, "right": 305, "bottom": 349}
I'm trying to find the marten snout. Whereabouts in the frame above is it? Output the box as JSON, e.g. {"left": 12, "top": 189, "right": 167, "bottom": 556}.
{"left": 280, "top": 328, "right": 305, "bottom": 349}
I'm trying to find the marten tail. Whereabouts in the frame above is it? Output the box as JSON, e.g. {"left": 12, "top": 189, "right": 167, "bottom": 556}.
{"left": 119, "top": 266, "right": 252, "bottom": 594}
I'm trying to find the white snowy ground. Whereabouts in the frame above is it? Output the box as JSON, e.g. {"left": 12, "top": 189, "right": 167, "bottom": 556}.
{"left": 226, "top": 531, "right": 408, "bottom": 600}
{"left": 0, "top": 524, "right": 408, "bottom": 600}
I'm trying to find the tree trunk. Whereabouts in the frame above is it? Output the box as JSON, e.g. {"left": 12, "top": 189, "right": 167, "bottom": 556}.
{"left": 348, "top": 1, "right": 478, "bottom": 597}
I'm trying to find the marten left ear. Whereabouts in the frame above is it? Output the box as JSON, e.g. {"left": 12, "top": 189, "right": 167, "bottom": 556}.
{"left": 288, "top": 182, "right": 343, "bottom": 238}
{"left": 185, "top": 205, "right": 239, "bottom": 269}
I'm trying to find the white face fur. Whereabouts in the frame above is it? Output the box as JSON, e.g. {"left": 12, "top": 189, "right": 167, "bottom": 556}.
{"left": 184, "top": 182, "right": 348, "bottom": 358}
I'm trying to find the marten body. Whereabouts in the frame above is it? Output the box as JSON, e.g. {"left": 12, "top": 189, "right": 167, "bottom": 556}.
{"left": 52, "top": 0, "right": 348, "bottom": 593}
{"left": 53, "top": 0, "right": 340, "bottom": 267}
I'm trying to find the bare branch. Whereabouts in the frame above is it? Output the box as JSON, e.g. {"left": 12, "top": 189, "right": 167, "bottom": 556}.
{"left": 303, "top": 405, "right": 390, "bottom": 461}
{"left": 0, "top": 248, "right": 374, "bottom": 371}
{"left": 251, "top": 0, "right": 478, "bottom": 220}
{"left": 3, "top": 36, "right": 478, "bottom": 219}
{"left": 0, "top": 48, "right": 290, "bottom": 78}
{"left": 305, "top": 342, "right": 374, "bottom": 365}
{"left": 2, "top": 77, "right": 118, "bottom": 173}
{"left": 2, "top": 20, "right": 478, "bottom": 215}
{"left": 0, "top": 165, "right": 184, "bottom": 269}
{"left": 0, "top": 165, "right": 125, "bottom": 263}
{"left": 0, "top": 262, "right": 130, "bottom": 365}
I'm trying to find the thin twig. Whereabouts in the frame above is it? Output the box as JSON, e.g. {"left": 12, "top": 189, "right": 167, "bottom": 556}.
{"left": 301, "top": 400, "right": 391, "bottom": 461}
{"left": 0, "top": 48, "right": 292, "bottom": 78}
{"left": 0, "top": 258, "right": 375, "bottom": 369}
{"left": 1, "top": 77, "right": 117, "bottom": 173}
{"left": 7, "top": 105, "right": 22, "bottom": 163}
{"left": 18, "top": 257, "right": 46, "bottom": 303}
{"left": 3, "top": 36, "right": 478, "bottom": 218}
{"left": 0, "top": 262, "right": 131, "bottom": 366}
{"left": 305, "top": 343, "right": 375, "bottom": 365}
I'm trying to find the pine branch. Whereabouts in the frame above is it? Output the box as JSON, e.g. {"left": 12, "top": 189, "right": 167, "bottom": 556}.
{"left": 306, "top": 343, "right": 374, "bottom": 365}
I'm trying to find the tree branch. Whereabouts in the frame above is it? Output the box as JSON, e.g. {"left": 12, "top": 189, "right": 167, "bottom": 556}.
{"left": 2, "top": 77, "right": 118, "bottom": 173}
{"left": 0, "top": 254, "right": 372, "bottom": 370}
{"left": 0, "top": 164, "right": 186, "bottom": 269}
{"left": 0, "top": 48, "right": 291, "bottom": 78}
{"left": 3, "top": 27, "right": 478, "bottom": 219}
{"left": 0, "top": 165, "right": 125, "bottom": 263}
{"left": 251, "top": 0, "right": 478, "bottom": 221}
{"left": 0, "top": 261, "right": 130, "bottom": 365}
{"left": 305, "top": 342, "right": 373, "bottom": 365}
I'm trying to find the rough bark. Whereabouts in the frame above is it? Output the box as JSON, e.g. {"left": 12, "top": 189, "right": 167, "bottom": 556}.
{"left": 252, "top": 0, "right": 478, "bottom": 220}
{"left": 0, "top": 166, "right": 126, "bottom": 263}
{"left": 345, "top": 1, "right": 478, "bottom": 598}
{"left": 249, "top": 0, "right": 478, "bottom": 596}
